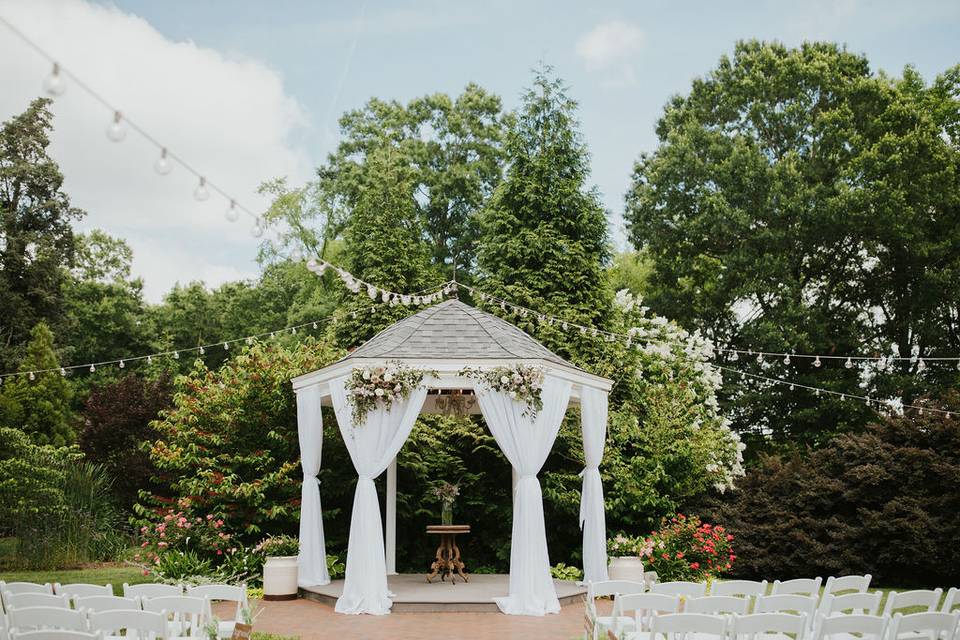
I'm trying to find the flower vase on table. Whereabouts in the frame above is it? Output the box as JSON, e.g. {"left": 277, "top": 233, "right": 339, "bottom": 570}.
{"left": 441, "top": 500, "right": 454, "bottom": 525}
{"left": 432, "top": 481, "right": 460, "bottom": 525}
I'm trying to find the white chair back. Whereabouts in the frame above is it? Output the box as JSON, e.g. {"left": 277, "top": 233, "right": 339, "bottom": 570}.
{"left": 821, "top": 592, "right": 882, "bottom": 616}
{"left": 755, "top": 594, "right": 818, "bottom": 617}
{"left": 772, "top": 578, "right": 823, "bottom": 597}
{"left": 823, "top": 575, "right": 871, "bottom": 596}
{"left": 3, "top": 595, "right": 70, "bottom": 611}
{"left": 712, "top": 581, "right": 769, "bottom": 598}
{"left": 88, "top": 609, "right": 166, "bottom": 640}
{"left": 685, "top": 596, "right": 750, "bottom": 615}
{"left": 121, "top": 584, "right": 182, "bottom": 600}
{"left": 812, "top": 613, "right": 886, "bottom": 640}
{"left": 185, "top": 584, "right": 247, "bottom": 634}
{"left": 10, "top": 631, "right": 102, "bottom": 640}
{"left": 615, "top": 593, "right": 682, "bottom": 634}
{"left": 652, "top": 581, "right": 709, "bottom": 599}
{"left": 142, "top": 596, "right": 206, "bottom": 637}
{"left": 74, "top": 596, "right": 140, "bottom": 613}
{"left": 587, "top": 580, "right": 647, "bottom": 599}
{"left": 54, "top": 586, "right": 112, "bottom": 602}
{"left": 883, "top": 590, "right": 945, "bottom": 617}
{"left": 943, "top": 589, "right": 960, "bottom": 614}
{"left": 645, "top": 572, "right": 660, "bottom": 590}
{"left": 651, "top": 613, "right": 728, "bottom": 640}
{"left": 730, "top": 612, "right": 809, "bottom": 639}
{"left": 887, "top": 612, "right": 960, "bottom": 640}
{"left": 0, "top": 585, "right": 53, "bottom": 598}
{"left": 7, "top": 608, "right": 88, "bottom": 633}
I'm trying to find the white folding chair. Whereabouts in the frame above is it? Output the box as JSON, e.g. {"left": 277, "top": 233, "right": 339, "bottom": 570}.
{"left": 820, "top": 592, "right": 882, "bottom": 616}
{"left": 585, "top": 581, "right": 647, "bottom": 639}
{"left": 122, "top": 585, "right": 182, "bottom": 600}
{"left": 730, "top": 612, "right": 809, "bottom": 640}
{"left": 10, "top": 632, "right": 102, "bottom": 640}
{"left": 584, "top": 595, "right": 599, "bottom": 640}
{"left": 88, "top": 609, "right": 167, "bottom": 640}
{"left": 712, "top": 581, "right": 769, "bottom": 598}
{"left": 2, "top": 595, "right": 70, "bottom": 611}
{"left": 0, "top": 586, "right": 53, "bottom": 613}
{"left": 772, "top": 578, "right": 823, "bottom": 597}
{"left": 650, "top": 613, "right": 728, "bottom": 640}
{"left": 812, "top": 614, "right": 886, "bottom": 640}
{"left": 53, "top": 586, "right": 112, "bottom": 605}
{"left": 686, "top": 596, "right": 750, "bottom": 615}
{"left": 884, "top": 591, "right": 945, "bottom": 617}
{"left": 652, "top": 582, "right": 709, "bottom": 599}
{"left": 2, "top": 610, "right": 8, "bottom": 640}
{"left": 74, "top": 597, "right": 140, "bottom": 614}
{"left": 646, "top": 573, "right": 660, "bottom": 590}
{"left": 142, "top": 597, "right": 206, "bottom": 639}
{"left": 615, "top": 593, "right": 682, "bottom": 640}
{"left": 887, "top": 612, "right": 960, "bottom": 640}
{"left": 823, "top": 576, "right": 871, "bottom": 597}
{"left": 755, "top": 594, "right": 819, "bottom": 632}
{"left": 184, "top": 584, "right": 247, "bottom": 638}
{"left": 7, "top": 608, "right": 88, "bottom": 633}
{"left": 942, "top": 590, "right": 959, "bottom": 614}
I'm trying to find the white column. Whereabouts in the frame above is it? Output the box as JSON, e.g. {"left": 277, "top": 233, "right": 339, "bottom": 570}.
{"left": 386, "top": 457, "right": 397, "bottom": 575}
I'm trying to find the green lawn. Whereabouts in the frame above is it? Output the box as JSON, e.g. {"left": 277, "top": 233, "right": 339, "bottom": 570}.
{"left": 0, "top": 564, "right": 154, "bottom": 588}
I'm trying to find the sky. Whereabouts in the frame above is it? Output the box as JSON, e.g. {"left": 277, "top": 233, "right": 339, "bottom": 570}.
{"left": 1, "top": 0, "right": 959, "bottom": 302}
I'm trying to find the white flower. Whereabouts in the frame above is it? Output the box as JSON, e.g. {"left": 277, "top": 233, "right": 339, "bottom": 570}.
{"left": 500, "top": 375, "right": 510, "bottom": 384}
{"left": 512, "top": 373, "right": 522, "bottom": 384}
{"left": 509, "top": 390, "right": 517, "bottom": 399}
{"left": 384, "top": 372, "right": 394, "bottom": 383}
{"left": 362, "top": 370, "right": 371, "bottom": 380}
{"left": 374, "top": 388, "right": 384, "bottom": 397}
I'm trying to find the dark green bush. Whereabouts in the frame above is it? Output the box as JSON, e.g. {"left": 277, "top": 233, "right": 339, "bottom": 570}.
{"left": 697, "top": 395, "right": 960, "bottom": 586}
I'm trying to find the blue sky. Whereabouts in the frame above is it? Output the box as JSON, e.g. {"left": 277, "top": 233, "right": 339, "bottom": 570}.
{"left": 2, "top": 0, "right": 959, "bottom": 299}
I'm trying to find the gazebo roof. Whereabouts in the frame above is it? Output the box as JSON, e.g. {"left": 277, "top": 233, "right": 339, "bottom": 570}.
{"left": 341, "top": 299, "right": 574, "bottom": 368}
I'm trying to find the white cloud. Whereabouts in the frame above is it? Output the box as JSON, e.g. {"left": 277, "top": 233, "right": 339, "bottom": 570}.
{"left": 575, "top": 20, "right": 645, "bottom": 71}
{"left": 0, "top": 0, "right": 314, "bottom": 301}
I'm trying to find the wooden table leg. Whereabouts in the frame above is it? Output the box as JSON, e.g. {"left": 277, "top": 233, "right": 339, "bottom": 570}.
{"left": 450, "top": 536, "right": 468, "bottom": 583}
{"left": 426, "top": 536, "right": 445, "bottom": 583}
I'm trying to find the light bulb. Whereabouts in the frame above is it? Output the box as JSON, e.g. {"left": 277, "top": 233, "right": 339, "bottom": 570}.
{"left": 783, "top": 354, "right": 791, "bottom": 365}
{"left": 194, "top": 177, "right": 210, "bottom": 201}
{"left": 199, "top": 346, "right": 205, "bottom": 355}
{"left": 814, "top": 356, "right": 822, "bottom": 368}
{"left": 845, "top": 358, "right": 853, "bottom": 369}
{"left": 147, "top": 355, "right": 152, "bottom": 364}
{"left": 730, "top": 351, "right": 739, "bottom": 362}
{"left": 173, "top": 351, "right": 179, "bottom": 360}
{"left": 106, "top": 111, "right": 126, "bottom": 142}
{"left": 154, "top": 148, "right": 172, "bottom": 175}
{"left": 789, "top": 384, "right": 795, "bottom": 391}
{"left": 90, "top": 364, "right": 96, "bottom": 372}
{"left": 223, "top": 342, "right": 229, "bottom": 350}
{"left": 29, "top": 371, "right": 35, "bottom": 381}
{"left": 816, "top": 389, "right": 821, "bottom": 397}
{"left": 43, "top": 62, "right": 66, "bottom": 96}
{"left": 225, "top": 200, "right": 240, "bottom": 222}
{"left": 312, "top": 322, "right": 318, "bottom": 329}
{"left": 756, "top": 353, "right": 764, "bottom": 364}
{"left": 119, "top": 360, "right": 125, "bottom": 369}
{"left": 60, "top": 368, "right": 66, "bottom": 377}
{"left": 917, "top": 359, "right": 926, "bottom": 372}
{"left": 291, "top": 327, "right": 297, "bottom": 335}
{"left": 250, "top": 218, "right": 264, "bottom": 238}
{"left": 956, "top": 361, "right": 960, "bottom": 371}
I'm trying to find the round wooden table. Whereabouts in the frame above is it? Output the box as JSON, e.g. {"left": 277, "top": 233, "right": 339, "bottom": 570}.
{"left": 425, "top": 524, "right": 470, "bottom": 584}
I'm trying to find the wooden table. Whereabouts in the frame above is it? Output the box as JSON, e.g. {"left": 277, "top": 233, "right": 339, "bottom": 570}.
{"left": 425, "top": 524, "right": 470, "bottom": 584}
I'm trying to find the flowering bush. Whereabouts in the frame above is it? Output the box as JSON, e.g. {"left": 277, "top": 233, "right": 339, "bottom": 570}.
{"left": 641, "top": 514, "right": 735, "bottom": 582}
{"left": 607, "top": 533, "right": 644, "bottom": 557}
{"left": 346, "top": 362, "right": 429, "bottom": 421}
{"left": 460, "top": 364, "right": 544, "bottom": 418}
{"left": 253, "top": 534, "right": 300, "bottom": 557}
{"left": 135, "top": 504, "right": 240, "bottom": 578}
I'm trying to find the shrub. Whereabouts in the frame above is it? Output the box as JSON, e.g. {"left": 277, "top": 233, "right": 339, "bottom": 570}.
{"left": 550, "top": 562, "right": 583, "bottom": 581}
{"left": 640, "top": 514, "right": 735, "bottom": 582}
{"left": 253, "top": 534, "right": 299, "bottom": 557}
{"left": 697, "top": 394, "right": 960, "bottom": 586}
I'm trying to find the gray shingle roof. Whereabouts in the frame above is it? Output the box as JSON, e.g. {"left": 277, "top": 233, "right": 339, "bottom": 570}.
{"left": 341, "top": 299, "right": 578, "bottom": 369}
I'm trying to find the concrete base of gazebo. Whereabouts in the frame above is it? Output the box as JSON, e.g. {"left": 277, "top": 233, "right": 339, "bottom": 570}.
{"left": 300, "top": 574, "right": 587, "bottom": 613}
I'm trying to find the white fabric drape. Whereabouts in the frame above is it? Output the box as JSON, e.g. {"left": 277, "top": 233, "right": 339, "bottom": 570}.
{"left": 476, "top": 375, "right": 572, "bottom": 616}
{"left": 296, "top": 385, "right": 330, "bottom": 587}
{"left": 579, "top": 386, "right": 609, "bottom": 583}
{"left": 329, "top": 376, "right": 428, "bottom": 615}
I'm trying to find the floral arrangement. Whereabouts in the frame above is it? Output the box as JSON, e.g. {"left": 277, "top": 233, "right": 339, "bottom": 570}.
{"left": 607, "top": 532, "right": 645, "bottom": 557}
{"left": 640, "top": 514, "right": 735, "bottom": 582}
{"left": 346, "top": 362, "right": 428, "bottom": 422}
{"left": 253, "top": 534, "right": 300, "bottom": 557}
{"left": 430, "top": 481, "right": 460, "bottom": 506}
{"left": 460, "top": 364, "right": 545, "bottom": 418}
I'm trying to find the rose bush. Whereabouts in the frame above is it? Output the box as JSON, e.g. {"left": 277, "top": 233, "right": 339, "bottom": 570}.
{"left": 641, "top": 514, "right": 735, "bottom": 582}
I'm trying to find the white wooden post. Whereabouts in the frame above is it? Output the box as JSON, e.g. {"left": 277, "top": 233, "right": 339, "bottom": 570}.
{"left": 386, "top": 457, "right": 397, "bottom": 575}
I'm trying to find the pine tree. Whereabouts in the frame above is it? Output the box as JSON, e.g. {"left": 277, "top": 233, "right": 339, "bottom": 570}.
{"left": 476, "top": 67, "right": 613, "bottom": 365}
{"left": 0, "top": 322, "right": 74, "bottom": 446}
{"left": 333, "top": 147, "right": 440, "bottom": 347}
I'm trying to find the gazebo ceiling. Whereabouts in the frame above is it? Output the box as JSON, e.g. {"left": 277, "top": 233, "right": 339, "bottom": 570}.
{"left": 342, "top": 299, "right": 576, "bottom": 369}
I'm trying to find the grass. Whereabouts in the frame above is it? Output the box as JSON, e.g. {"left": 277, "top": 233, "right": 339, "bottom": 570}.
{"left": 0, "top": 563, "right": 154, "bottom": 588}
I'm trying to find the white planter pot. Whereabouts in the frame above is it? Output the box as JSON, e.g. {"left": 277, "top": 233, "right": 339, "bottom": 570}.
{"left": 608, "top": 556, "right": 645, "bottom": 582}
{"left": 263, "top": 555, "right": 299, "bottom": 600}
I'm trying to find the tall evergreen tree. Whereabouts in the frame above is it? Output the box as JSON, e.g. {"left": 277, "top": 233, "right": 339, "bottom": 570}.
{"left": 476, "top": 67, "right": 613, "bottom": 368}
{"left": 0, "top": 98, "right": 84, "bottom": 369}
{"left": 0, "top": 322, "right": 74, "bottom": 446}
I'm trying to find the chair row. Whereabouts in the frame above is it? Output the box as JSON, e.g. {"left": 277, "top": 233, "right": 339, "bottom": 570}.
{"left": 591, "top": 576, "right": 873, "bottom": 600}
{"left": 0, "top": 583, "right": 243, "bottom": 610}
{"left": 2, "top": 606, "right": 179, "bottom": 640}
{"left": 592, "top": 610, "right": 960, "bottom": 640}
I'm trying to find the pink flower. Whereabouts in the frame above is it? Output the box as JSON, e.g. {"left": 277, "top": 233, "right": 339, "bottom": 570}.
{"left": 206, "top": 514, "right": 214, "bottom": 520}
{"left": 158, "top": 542, "right": 168, "bottom": 548}
{"left": 690, "top": 562, "right": 700, "bottom": 570}
{"left": 216, "top": 549, "right": 223, "bottom": 556}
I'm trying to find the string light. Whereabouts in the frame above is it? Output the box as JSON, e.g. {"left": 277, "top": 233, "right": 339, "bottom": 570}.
{"left": 250, "top": 218, "right": 264, "bottom": 238}
{"left": 845, "top": 358, "right": 853, "bottom": 369}
{"left": 225, "top": 200, "right": 240, "bottom": 222}
{"left": 154, "top": 148, "right": 172, "bottom": 176}
{"left": 783, "top": 353, "right": 791, "bottom": 365}
{"left": 194, "top": 177, "right": 210, "bottom": 202}
{"left": 106, "top": 111, "right": 126, "bottom": 142}
{"left": 814, "top": 356, "right": 822, "bottom": 368}
{"left": 43, "top": 62, "right": 65, "bottom": 96}
{"left": 119, "top": 360, "right": 125, "bottom": 369}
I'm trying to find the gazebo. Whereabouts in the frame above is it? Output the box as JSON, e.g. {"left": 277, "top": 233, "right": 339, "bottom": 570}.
{"left": 291, "top": 299, "right": 613, "bottom": 616}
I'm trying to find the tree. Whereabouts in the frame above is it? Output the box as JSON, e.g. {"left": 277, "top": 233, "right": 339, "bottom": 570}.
{"left": 624, "top": 41, "right": 960, "bottom": 447}
{"left": 0, "top": 322, "right": 74, "bottom": 446}
{"left": 476, "top": 66, "right": 613, "bottom": 368}
{"left": 0, "top": 98, "right": 84, "bottom": 369}
{"left": 79, "top": 373, "right": 173, "bottom": 508}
